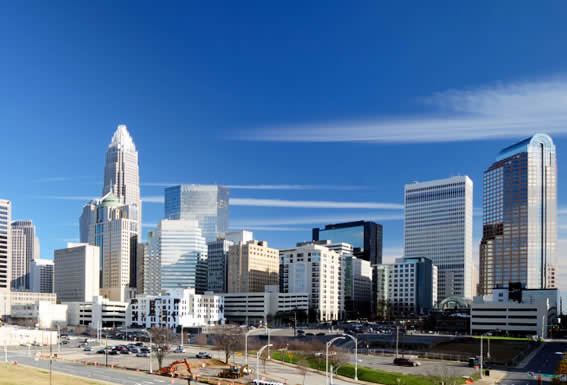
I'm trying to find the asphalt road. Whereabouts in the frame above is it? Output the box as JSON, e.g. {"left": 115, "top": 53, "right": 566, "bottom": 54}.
{"left": 499, "top": 341, "right": 566, "bottom": 385}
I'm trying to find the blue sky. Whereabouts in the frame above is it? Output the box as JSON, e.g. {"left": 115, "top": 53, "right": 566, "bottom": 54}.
{"left": 2, "top": 2, "right": 567, "bottom": 298}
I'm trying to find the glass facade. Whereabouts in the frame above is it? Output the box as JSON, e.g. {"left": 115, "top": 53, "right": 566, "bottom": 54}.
{"left": 404, "top": 176, "right": 473, "bottom": 300}
{"left": 164, "top": 185, "right": 229, "bottom": 243}
{"left": 480, "top": 134, "right": 557, "bottom": 295}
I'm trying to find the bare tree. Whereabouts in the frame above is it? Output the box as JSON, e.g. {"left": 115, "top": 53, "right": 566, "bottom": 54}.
{"left": 148, "top": 327, "right": 174, "bottom": 369}
{"left": 212, "top": 325, "right": 243, "bottom": 364}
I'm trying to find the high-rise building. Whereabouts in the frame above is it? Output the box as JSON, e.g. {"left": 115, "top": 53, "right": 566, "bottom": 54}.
{"left": 0, "top": 199, "right": 12, "bottom": 317}
{"left": 227, "top": 240, "right": 279, "bottom": 293}
{"left": 342, "top": 255, "right": 372, "bottom": 319}
{"left": 102, "top": 124, "right": 142, "bottom": 228}
{"left": 479, "top": 134, "right": 557, "bottom": 295}
{"left": 207, "top": 239, "right": 233, "bottom": 293}
{"left": 164, "top": 185, "right": 229, "bottom": 243}
{"left": 145, "top": 219, "right": 208, "bottom": 295}
{"left": 11, "top": 220, "right": 40, "bottom": 290}
{"left": 312, "top": 221, "right": 382, "bottom": 264}
{"left": 54, "top": 243, "right": 100, "bottom": 303}
{"left": 404, "top": 176, "right": 473, "bottom": 300}
{"left": 30, "top": 259, "right": 54, "bottom": 293}
{"left": 375, "top": 257, "right": 438, "bottom": 317}
{"left": 82, "top": 193, "right": 139, "bottom": 302}
{"left": 279, "top": 243, "right": 341, "bottom": 322}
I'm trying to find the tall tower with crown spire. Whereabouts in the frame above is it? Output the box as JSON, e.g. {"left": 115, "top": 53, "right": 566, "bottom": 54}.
{"left": 102, "top": 124, "right": 142, "bottom": 230}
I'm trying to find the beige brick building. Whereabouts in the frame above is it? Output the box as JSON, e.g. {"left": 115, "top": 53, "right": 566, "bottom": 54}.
{"left": 227, "top": 240, "right": 279, "bottom": 293}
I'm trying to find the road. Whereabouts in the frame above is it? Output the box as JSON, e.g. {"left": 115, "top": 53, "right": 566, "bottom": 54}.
{"left": 499, "top": 341, "right": 566, "bottom": 385}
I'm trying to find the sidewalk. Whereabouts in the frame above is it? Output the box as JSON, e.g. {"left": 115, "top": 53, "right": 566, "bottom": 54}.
{"left": 474, "top": 370, "right": 508, "bottom": 385}
{"left": 516, "top": 343, "right": 545, "bottom": 369}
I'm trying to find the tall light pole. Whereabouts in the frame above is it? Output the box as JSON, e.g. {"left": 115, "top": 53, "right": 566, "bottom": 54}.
{"left": 480, "top": 334, "right": 483, "bottom": 379}
{"left": 57, "top": 324, "right": 60, "bottom": 354}
{"left": 256, "top": 344, "right": 272, "bottom": 381}
{"left": 180, "top": 326, "right": 184, "bottom": 347}
{"left": 326, "top": 336, "right": 345, "bottom": 385}
{"left": 149, "top": 332, "right": 153, "bottom": 374}
{"left": 342, "top": 334, "right": 358, "bottom": 381}
{"left": 245, "top": 327, "right": 271, "bottom": 366}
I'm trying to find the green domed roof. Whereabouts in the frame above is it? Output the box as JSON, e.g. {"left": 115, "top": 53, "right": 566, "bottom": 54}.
{"left": 100, "top": 193, "right": 122, "bottom": 208}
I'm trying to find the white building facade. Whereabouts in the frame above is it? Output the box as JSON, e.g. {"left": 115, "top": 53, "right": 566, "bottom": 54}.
{"left": 10, "top": 301, "right": 68, "bottom": 329}
{"left": 127, "top": 289, "right": 224, "bottom": 329}
{"left": 404, "top": 176, "right": 473, "bottom": 300}
{"left": 54, "top": 243, "right": 100, "bottom": 303}
{"left": 280, "top": 243, "right": 340, "bottom": 321}
{"left": 66, "top": 296, "right": 128, "bottom": 328}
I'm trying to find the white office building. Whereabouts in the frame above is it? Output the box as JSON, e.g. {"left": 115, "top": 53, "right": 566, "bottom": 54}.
{"left": 10, "top": 301, "right": 68, "bottom": 329}
{"left": 128, "top": 289, "right": 224, "bottom": 329}
{"left": 404, "top": 176, "right": 473, "bottom": 300}
{"left": 342, "top": 255, "right": 372, "bottom": 318}
{"left": 10, "top": 220, "right": 40, "bottom": 290}
{"left": 54, "top": 243, "right": 100, "bottom": 303}
{"left": 375, "top": 257, "right": 438, "bottom": 316}
{"left": 30, "top": 259, "right": 54, "bottom": 293}
{"left": 223, "top": 286, "right": 308, "bottom": 324}
{"left": 280, "top": 243, "right": 341, "bottom": 321}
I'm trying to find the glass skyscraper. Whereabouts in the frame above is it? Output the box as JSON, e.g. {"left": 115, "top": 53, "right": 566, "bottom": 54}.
{"left": 479, "top": 134, "right": 557, "bottom": 295}
{"left": 164, "top": 185, "right": 229, "bottom": 243}
{"left": 404, "top": 176, "right": 473, "bottom": 300}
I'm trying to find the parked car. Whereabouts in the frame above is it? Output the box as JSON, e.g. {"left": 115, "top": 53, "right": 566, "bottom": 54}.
{"left": 316, "top": 332, "right": 325, "bottom": 336}
{"left": 130, "top": 347, "right": 140, "bottom": 354}
{"left": 297, "top": 330, "right": 305, "bottom": 335}
{"left": 96, "top": 349, "right": 106, "bottom": 354}
{"left": 120, "top": 349, "right": 131, "bottom": 354}
{"left": 393, "top": 358, "right": 420, "bottom": 367}
{"left": 140, "top": 347, "right": 151, "bottom": 353}
{"left": 136, "top": 351, "right": 150, "bottom": 357}
{"left": 196, "top": 352, "right": 212, "bottom": 359}
{"left": 108, "top": 350, "right": 119, "bottom": 355}
{"left": 305, "top": 333, "right": 314, "bottom": 336}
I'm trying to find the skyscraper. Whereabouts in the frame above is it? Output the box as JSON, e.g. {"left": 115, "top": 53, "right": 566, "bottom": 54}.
{"left": 30, "top": 259, "right": 54, "bottom": 293}
{"left": 101, "top": 124, "right": 142, "bottom": 230}
{"left": 164, "top": 185, "right": 229, "bottom": 243}
{"left": 54, "top": 243, "right": 100, "bottom": 302}
{"left": 146, "top": 219, "right": 208, "bottom": 294}
{"left": 0, "top": 200, "right": 12, "bottom": 317}
{"left": 312, "top": 221, "right": 382, "bottom": 264}
{"left": 10, "top": 220, "right": 40, "bottom": 290}
{"left": 404, "top": 176, "right": 473, "bottom": 300}
{"left": 479, "top": 134, "right": 557, "bottom": 295}
{"left": 227, "top": 240, "right": 279, "bottom": 293}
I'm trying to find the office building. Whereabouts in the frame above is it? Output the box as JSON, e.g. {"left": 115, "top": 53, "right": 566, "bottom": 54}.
{"left": 102, "top": 124, "right": 142, "bottom": 228}
{"left": 280, "top": 243, "right": 341, "bottom": 321}
{"left": 81, "top": 193, "right": 139, "bottom": 302}
{"left": 404, "top": 176, "right": 473, "bottom": 300}
{"left": 227, "top": 240, "right": 279, "bottom": 293}
{"left": 146, "top": 219, "right": 208, "bottom": 294}
{"left": 11, "top": 220, "right": 40, "bottom": 290}
{"left": 0, "top": 200, "right": 12, "bottom": 318}
{"left": 479, "top": 134, "right": 557, "bottom": 295}
{"left": 375, "top": 257, "right": 438, "bottom": 317}
{"left": 10, "top": 301, "right": 68, "bottom": 329}
{"left": 30, "top": 259, "right": 54, "bottom": 293}
{"left": 342, "top": 255, "right": 372, "bottom": 318}
{"left": 207, "top": 239, "right": 233, "bottom": 293}
{"left": 165, "top": 184, "right": 229, "bottom": 242}
{"left": 312, "top": 221, "right": 382, "bottom": 264}
{"left": 127, "top": 289, "right": 224, "bottom": 329}
{"left": 66, "top": 296, "right": 128, "bottom": 328}
{"left": 54, "top": 243, "right": 100, "bottom": 303}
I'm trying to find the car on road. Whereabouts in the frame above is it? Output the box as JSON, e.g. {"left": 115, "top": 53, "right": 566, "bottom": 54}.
{"left": 196, "top": 352, "right": 212, "bottom": 359}
{"left": 96, "top": 349, "right": 106, "bottom": 354}
{"left": 393, "top": 358, "right": 420, "bottom": 367}
{"left": 136, "top": 351, "right": 150, "bottom": 357}
{"left": 305, "top": 333, "right": 314, "bottom": 336}
{"left": 174, "top": 345, "right": 186, "bottom": 353}
{"left": 84, "top": 346, "right": 93, "bottom": 352}
{"left": 316, "top": 332, "right": 325, "bottom": 336}
{"left": 297, "top": 330, "right": 305, "bottom": 335}
{"left": 60, "top": 340, "right": 70, "bottom": 345}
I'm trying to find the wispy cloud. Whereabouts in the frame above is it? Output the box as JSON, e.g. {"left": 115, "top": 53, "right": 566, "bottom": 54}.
{"left": 141, "top": 196, "right": 402, "bottom": 209}
{"left": 35, "top": 177, "right": 72, "bottom": 183}
{"left": 238, "top": 77, "right": 567, "bottom": 143}
{"left": 229, "top": 226, "right": 310, "bottom": 232}
{"left": 33, "top": 195, "right": 97, "bottom": 201}
{"left": 231, "top": 213, "right": 403, "bottom": 227}
{"left": 142, "top": 182, "right": 367, "bottom": 191}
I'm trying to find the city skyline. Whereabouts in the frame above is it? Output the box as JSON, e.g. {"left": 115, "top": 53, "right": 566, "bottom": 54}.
{"left": 2, "top": 3, "right": 567, "bottom": 306}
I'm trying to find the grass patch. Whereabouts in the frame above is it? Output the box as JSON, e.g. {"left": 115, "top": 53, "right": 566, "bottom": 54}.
{"left": 0, "top": 362, "right": 108, "bottom": 385}
{"left": 271, "top": 351, "right": 468, "bottom": 385}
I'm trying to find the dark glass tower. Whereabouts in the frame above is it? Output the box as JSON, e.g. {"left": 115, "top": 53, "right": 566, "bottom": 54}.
{"left": 479, "top": 134, "right": 557, "bottom": 295}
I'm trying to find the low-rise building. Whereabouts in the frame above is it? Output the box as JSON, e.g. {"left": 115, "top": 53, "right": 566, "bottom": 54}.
{"left": 223, "top": 286, "right": 308, "bottom": 325}
{"left": 10, "top": 301, "right": 68, "bottom": 329}
{"left": 470, "top": 284, "right": 558, "bottom": 338}
{"left": 127, "top": 289, "right": 224, "bottom": 329}
{"left": 66, "top": 296, "right": 128, "bottom": 328}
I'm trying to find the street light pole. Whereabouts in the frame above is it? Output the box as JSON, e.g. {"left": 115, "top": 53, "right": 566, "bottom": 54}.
{"left": 326, "top": 336, "right": 345, "bottom": 385}
{"left": 245, "top": 328, "right": 269, "bottom": 366}
{"left": 149, "top": 333, "right": 153, "bottom": 374}
{"left": 341, "top": 334, "right": 358, "bottom": 381}
{"left": 480, "top": 334, "right": 483, "bottom": 379}
{"left": 180, "top": 326, "right": 184, "bottom": 347}
{"left": 256, "top": 344, "right": 273, "bottom": 381}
